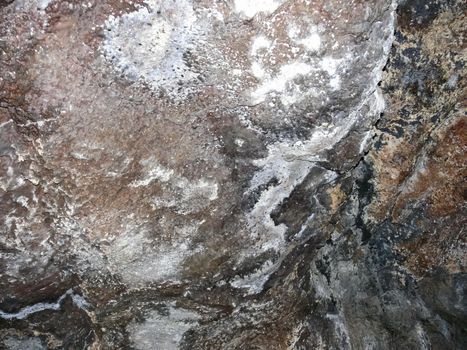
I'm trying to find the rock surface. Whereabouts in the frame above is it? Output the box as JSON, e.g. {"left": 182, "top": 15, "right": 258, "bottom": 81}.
{"left": 0, "top": 0, "right": 465, "bottom": 349}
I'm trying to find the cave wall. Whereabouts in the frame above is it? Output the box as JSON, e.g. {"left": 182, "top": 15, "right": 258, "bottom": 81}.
{"left": 0, "top": 0, "right": 465, "bottom": 349}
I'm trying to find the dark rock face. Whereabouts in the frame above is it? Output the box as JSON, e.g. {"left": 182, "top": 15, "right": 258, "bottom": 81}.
{"left": 0, "top": 0, "right": 465, "bottom": 349}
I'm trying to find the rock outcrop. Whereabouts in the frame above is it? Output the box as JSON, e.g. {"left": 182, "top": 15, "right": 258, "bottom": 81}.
{"left": 0, "top": 0, "right": 465, "bottom": 349}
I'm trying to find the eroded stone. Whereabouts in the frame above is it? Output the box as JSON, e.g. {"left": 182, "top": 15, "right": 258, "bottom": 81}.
{"left": 0, "top": 0, "right": 465, "bottom": 349}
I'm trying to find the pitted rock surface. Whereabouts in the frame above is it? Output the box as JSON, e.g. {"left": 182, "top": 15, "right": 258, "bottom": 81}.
{"left": 0, "top": 0, "right": 465, "bottom": 349}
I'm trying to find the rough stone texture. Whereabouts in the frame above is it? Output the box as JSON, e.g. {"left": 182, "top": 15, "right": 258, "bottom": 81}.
{"left": 0, "top": 0, "right": 465, "bottom": 349}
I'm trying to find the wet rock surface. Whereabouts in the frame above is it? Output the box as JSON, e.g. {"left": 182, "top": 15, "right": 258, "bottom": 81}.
{"left": 0, "top": 0, "right": 465, "bottom": 349}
